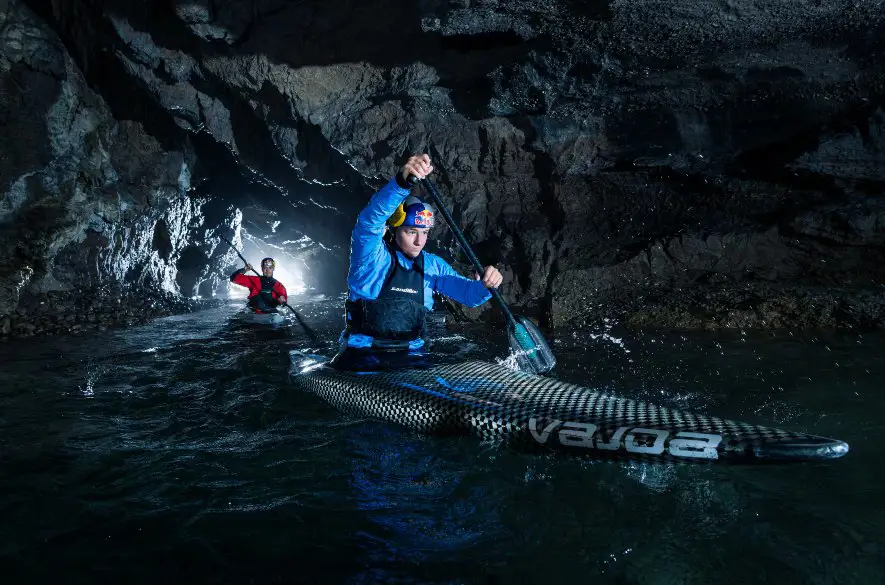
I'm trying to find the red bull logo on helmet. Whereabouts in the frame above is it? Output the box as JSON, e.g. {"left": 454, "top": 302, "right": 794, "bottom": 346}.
{"left": 413, "top": 209, "right": 434, "bottom": 227}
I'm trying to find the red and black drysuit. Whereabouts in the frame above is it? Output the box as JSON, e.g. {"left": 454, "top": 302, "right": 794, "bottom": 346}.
{"left": 230, "top": 269, "right": 288, "bottom": 313}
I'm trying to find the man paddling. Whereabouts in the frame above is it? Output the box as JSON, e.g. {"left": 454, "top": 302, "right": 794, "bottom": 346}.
{"left": 331, "top": 154, "right": 503, "bottom": 369}
{"left": 230, "top": 257, "right": 289, "bottom": 314}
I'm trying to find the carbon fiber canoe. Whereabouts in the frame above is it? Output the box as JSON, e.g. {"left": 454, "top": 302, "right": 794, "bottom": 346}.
{"left": 288, "top": 352, "right": 849, "bottom": 464}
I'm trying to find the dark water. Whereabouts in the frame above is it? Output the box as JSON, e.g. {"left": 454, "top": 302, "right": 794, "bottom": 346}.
{"left": 1, "top": 297, "right": 883, "bottom": 584}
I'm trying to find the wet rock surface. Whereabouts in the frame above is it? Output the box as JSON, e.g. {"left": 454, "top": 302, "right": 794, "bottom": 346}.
{"left": 560, "top": 283, "right": 885, "bottom": 332}
{"left": 0, "top": 285, "right": 225, "bottom": 339}
{"left": 3, "top": 0, "right": 885, "bottom": 336}
{"left": 0, "top": 0, "right": 243, "bottom": 339}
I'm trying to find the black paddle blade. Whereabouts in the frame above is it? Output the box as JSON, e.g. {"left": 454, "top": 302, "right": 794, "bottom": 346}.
{"left": 508, "top": 315, "right": 556, "bottom": 375}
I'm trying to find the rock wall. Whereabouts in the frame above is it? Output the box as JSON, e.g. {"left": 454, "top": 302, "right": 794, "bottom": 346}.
{"left": 0, "top": 0, "right": 239, "bottom": 337}
{"left": 7, "top": 0, "right": 885, "bottom": 334}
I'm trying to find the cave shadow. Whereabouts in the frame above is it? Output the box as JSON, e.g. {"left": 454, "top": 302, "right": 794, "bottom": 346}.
{"left": 23, "top": 0, "right": 618, "bottom": 121}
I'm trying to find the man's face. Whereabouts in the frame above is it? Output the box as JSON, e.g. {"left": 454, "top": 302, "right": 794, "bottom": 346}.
{"left": 262, "top": 264, "right": 274, "bottom": 277}
{"left": 395, "top": 227, "right": 430, "bottom": 258}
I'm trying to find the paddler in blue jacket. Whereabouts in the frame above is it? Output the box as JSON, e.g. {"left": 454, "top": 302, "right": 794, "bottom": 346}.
{"left": 331, "top": 154, "right": 503, "bottom": 370}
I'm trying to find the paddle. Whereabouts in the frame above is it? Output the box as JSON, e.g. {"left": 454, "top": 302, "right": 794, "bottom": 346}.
{"left": 416, "top": 178, "right": 556, "bottom": 375}
{"left": 218, "top": 235, "right": 319, "bottom": 343}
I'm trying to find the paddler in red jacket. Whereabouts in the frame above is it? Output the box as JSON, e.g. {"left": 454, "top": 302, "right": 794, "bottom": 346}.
{"left": 229, "top": 257, "right": 288, "bottom": 314}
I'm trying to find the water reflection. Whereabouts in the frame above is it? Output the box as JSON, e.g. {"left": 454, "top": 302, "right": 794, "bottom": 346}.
{"left": 0, "top": 301, "right": 882, "bottom": 584}
{"left": 344, "top": 423, "right": 504, "bottom": 581}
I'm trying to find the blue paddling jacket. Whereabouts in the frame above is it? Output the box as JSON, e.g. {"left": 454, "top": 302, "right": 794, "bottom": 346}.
{"left": 338, "top": 177, "right": 492, "bottom": 351}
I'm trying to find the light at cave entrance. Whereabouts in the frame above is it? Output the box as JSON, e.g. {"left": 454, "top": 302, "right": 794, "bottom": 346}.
{"left": 226, "top": 237, "right": 307, "bottom": 299}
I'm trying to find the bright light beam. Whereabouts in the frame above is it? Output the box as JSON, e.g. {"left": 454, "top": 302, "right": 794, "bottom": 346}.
{"left": 227, "top": 238, "right": 307, "bottom": 298}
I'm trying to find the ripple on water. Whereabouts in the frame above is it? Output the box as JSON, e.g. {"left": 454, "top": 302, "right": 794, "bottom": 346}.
{"left": 0, "top": 303, "right": 882, "bottom": 583}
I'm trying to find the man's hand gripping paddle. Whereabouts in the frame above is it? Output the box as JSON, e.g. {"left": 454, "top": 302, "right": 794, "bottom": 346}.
{"left": 415, "top": 178, "right": 556, "bottom": 375}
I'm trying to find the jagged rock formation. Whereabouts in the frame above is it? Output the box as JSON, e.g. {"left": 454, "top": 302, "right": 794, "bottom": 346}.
{"left": 3, "top": 0, "right": 885, "bottom": 337}
{"left": 0, "top": 0, "right": 241, "bottom": 336}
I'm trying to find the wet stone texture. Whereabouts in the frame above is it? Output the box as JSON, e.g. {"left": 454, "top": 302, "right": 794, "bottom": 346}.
{"left": 2, "top": 0, "right": 885, "bottom": 338}
{"left": 0, "top": 0, "right": 240, "bottom": 339}
{"left": 1, "top": 286, "right": 209, "bottom": 339}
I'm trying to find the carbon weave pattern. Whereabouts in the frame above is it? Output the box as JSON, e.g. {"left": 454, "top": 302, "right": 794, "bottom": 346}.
{"left": 292, "top": 359, "right": 844, "bottom": 463}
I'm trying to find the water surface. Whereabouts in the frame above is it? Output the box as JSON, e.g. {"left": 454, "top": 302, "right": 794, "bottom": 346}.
{"left": 1, "top": 298, "right": 881, "bottom": 584}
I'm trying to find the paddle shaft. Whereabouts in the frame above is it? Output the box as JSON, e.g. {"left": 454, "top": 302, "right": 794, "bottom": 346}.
{"left": 418, "top": 178, "right": 518, "bottom": 328}
{"left": 219, "top": 235, "right": 273, "bottom": 279}
{"left": 222, "top": 237, "right": 254, "bottom": 272}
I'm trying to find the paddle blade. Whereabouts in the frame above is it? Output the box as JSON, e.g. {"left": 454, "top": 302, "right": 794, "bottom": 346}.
{"left": 508, "top": 315, "right": 556, "bottom": 375}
